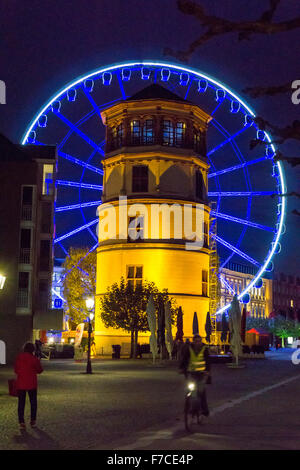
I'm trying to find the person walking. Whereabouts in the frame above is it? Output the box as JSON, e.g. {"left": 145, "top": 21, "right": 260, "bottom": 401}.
{"left": 179, "top": 334, "right": 211, "bottom": 417}
{"left": 14, "top": 342, "right": 43, "bottom": 429}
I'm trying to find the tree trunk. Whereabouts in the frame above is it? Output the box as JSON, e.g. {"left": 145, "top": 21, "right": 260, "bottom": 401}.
{"left": 130, "top": 329, "right": 134, "bottom": 358}
{"left": 133, "top": 329, "right": 138, "bottom": 358}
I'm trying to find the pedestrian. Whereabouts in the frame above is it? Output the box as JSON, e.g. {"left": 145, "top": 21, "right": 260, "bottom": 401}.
{"left": 35, "top": 339, "right": 43, "bottom": 359}
{"left": 14, "top": 342, "right": 43, "bottom": 430}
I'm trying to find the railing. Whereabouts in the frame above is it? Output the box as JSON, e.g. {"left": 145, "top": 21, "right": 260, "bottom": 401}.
{"left": 16, "top": 289, "right": 29, "bottom": 308}
{"left": 19, "top": 248, "right": 31, "bottom": 264}
{"left": 21, "top": 205, "right": 33, "bottom": 221}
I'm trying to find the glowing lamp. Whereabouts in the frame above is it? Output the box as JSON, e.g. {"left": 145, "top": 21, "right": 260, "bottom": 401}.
{"left": 255, "top": 278, "right": 263, "bottom": 289}
{"left": 0, "top": 274, "right": 6, "bottom": 289}
{"left": 242, "top": 293, "right": 250, "bottom": 304}
{"left": 85, "top": 297, "right": 94, "bottom": 311}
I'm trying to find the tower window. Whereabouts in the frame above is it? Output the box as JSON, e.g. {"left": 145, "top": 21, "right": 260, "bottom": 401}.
{"left": 175, "top": 122, "right": 186, "bottom": 147}
{"left": 202, "top": 270, "right": 208, "bottom": 297}
{"left": 128, "top": 216, "right": 144, "bottom": 241}
{"left": 127, "top": 265, "right": 143, "bottom": 288}
{"left": 194, "top": 130, "right": 203, "bottom": 154}
{"left": 131, "top": 120, "right": 141, "bottom": 145}
{"left": 162, "top": 120, "right": 174, "bottom": 146}
{"left": 132, "top": 165, "right": 148, "bottom": 192}
{"left": 195, "top": 170, "right": 204, "bottom": 199}
{"left": 143, "top": 119, "right": 154, "bottom": 145}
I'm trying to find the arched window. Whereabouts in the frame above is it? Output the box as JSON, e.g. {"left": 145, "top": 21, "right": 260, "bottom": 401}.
{"left": 162, "top": 120, "right": 174, "bottom": 146}
{"left": 175, "top": 122, "right": 186, "bottom": 147}
{"left": 131, "top": 120, "right": 141, "bottom": 145}
{"left": 143, "top": 119, "right": 154, "bottom": 145}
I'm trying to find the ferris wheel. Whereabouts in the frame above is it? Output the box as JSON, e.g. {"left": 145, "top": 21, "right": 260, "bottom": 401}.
{"left": 22, "top": 61, "right": 286, "bottom": 314}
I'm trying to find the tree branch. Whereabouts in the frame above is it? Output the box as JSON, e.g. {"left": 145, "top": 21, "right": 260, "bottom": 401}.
{"left": 165, "top": 0, "right": 300, "bottom": 62}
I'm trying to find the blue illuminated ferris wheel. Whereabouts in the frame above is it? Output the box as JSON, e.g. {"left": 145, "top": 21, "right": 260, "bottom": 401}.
{"left": 22, "top": 61, "right": 286, "bottom": 314}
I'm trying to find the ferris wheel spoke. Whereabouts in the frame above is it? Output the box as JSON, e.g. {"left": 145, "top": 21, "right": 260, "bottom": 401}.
{"left": 218, "top": 274, "right": 236, "bottom": 295}
{"left": 56, "top": 180, "right": 103, "bottom": 191}
{"left": 208, "top": 191, "right": 277, "bottom": 197}
{"left": 54, "top": 218, "right": 98, "bottom": 244}
{"left": 210, "top": 210, "right": 275, "bottom": 232}
{"left": 116, "top": 70, "right": 127, "bottom": 100}
{"left": 207, "top": 125, "right": 250, "bottom": 157}
{"left": 55, "top": 200, "right": 102, "bottom": 212}
{"left": 52, "top": 110, "right": 104, "bottom": 155}
{"left": 58, "top": 150, "right": 103, "bottom": 175}
{"left": 81, "top": 86, "right": 102, "bottom": 119}
{"left": 211, "top": 234, "right": 260, "bottom": 267}
{"left": 208, "top": 156, "right": 271, "bottom": 179}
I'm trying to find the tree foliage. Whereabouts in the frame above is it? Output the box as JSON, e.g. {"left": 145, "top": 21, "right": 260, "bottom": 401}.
{"left": 100, "top": 278, "right": 176, "bottom": 357}
{"left": 62, "top": 247, "right": 96, "bottom": 329}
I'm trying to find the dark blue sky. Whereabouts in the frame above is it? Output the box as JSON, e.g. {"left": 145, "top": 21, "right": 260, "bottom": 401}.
{"left": 0, "top": 0, "right": 299, "bottom": 275}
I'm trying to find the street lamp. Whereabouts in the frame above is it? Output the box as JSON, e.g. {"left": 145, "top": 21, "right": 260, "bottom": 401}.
{"left": 0, "top": 274, "right": 6, "bottom": 290}
{"left": 85, "top": 297, "right": 94, "bottom": 374}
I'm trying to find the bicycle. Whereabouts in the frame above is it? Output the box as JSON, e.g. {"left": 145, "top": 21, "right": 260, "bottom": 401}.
{"left": 184, "top": 374, "right": 207, "bottom": 432}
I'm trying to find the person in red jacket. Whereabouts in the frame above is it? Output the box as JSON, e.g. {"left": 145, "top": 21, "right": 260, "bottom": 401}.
{"left": 14, "top": 342, "right": 43, "bottom": 429}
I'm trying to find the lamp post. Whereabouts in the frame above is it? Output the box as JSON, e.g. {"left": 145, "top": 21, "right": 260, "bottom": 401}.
{"left": 85, "top": 297, "right": 94, "bottom": 374}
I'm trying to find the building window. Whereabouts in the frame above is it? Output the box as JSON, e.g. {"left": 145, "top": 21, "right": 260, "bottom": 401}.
{"left": 162, "top": 120, "right": 174, "bottom": 146}
{"left": 131, "top": 120, "right": 141, "bottom": 145}
{"left": 40, "top": 240, "right": 51, "bottom": 271}
{"left": 111, "top": 123, "right": 124, "bottom": 150}
{"left": 16, "top": 272, "right": 30, "bottom": 308}
{"left": 195, "top": 170, "right": 204, "bottom": 199}
{"left": 194, "top": 130, "right": 203, "bottom": 153}
{"left": 202, "top": 270, "right": 208, "bottom": 297}
{"left": 175, "top": 122, "right": 186, "bottom": 147}
{"left": 42, "top": 164, "right": 54, "bottom": 196}
{"left": 142, "top": 119, "right": 154, "bottom": 145}
{"left": 41, "top": 202, "right": 52, "bottom": 233}
{"left": 127, "top": 265, "right": 143, "bottom": 288}
{"left": 128, "top": 216, "right": 144, "bottom": 241}
{"left": 19, "top": 228, "right": 31, "bottom": 264}
{"left": 132, "top": 165, "right": 148, "bottom": 192}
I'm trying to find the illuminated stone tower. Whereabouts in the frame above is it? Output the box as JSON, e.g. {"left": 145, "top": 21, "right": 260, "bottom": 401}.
{"left": 95, "top": 84, "right": 211, "bottom": 354}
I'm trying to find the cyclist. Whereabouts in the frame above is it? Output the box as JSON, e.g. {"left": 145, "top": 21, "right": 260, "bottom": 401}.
{"left": 179, "top": 334, "right": 211, "bottom": 417}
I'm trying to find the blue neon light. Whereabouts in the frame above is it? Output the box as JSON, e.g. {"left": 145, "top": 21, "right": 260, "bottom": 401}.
{"left": 211, "top": 234, "right": 260, "bottom": 267}
{"left": 102, "top": 72, "right": 112, "bottom": 85}
{"left": 161, "top": 68, "right": 170, "bottom": 82}
{"left": 55, "top": 200, "right": 101, "bottom": 212}
{"left": 208, "top": 156, "right": 270, "bottom": 179}
{"left": 198, "top": 79, "right": 208, "bottom": 93}
{"left": 59, "top": 150, "right": 103, "bottom": 175}
{"left": 210, "top": 210, "right": 275, "bottom": 232}
{"left": 54, "top": 218, "right": 98, "bottom": 244}
{"left": 208, "top": 191, "right": 277, "bottom": 197}
{"left": 56, "top": 180, "right": 103, "bottom": 191}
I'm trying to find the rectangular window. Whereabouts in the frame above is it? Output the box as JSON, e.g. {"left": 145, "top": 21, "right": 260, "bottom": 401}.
{"left": 163, "top": 120, "right": 174, "bottom": 146}
{"left": 195, "top": 170, "right": 204, "bottom": 200}
{"left": 16, "top": 272, "right": 30, "bottom": 308}
{"left": 40, "top": 240, "right": 51, "bottom": 271}
{"left": 203, "top": 222, "right": 208, "bottom": 248}
{"left": 128, "top": 216, "right": 144, "bottom": 241}
{"left": 143, "top": 119, "right": 154, "bottom": 145}
{"left": 175, "top": 122, "right": 186, "bottom": 147}
{"left": 42, "top": 164, "right": 54, "bottom": 195}
{"left": 131, "top": 120, "right": 141, "bottom": 145}
{"left": 132, "top": 165, "right": 148, "bottom": 192}
{"left": 41, "top": 202, "right": 52, "bottom": 233}
{"left": 127, "top": 265, "right": 143, "bottom": 288}
{"left": 22, "top": 186, "right": 33, "bottom": 205}
{"left": 202, "top": 269, "right": 208, "bottom": 297}
{"left": 19, "top": 228, "right": 31, "bottom": 264}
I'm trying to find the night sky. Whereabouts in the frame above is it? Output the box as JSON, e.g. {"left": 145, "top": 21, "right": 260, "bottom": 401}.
{"left": 0, "top": 0, "right": 299, "bottom": 276}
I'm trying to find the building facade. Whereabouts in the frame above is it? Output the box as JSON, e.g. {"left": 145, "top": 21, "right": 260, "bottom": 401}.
{"left": 273, "top": 272, "right": 300, "bottom": 319}
{"left": 220, "top": 262, "right": 273, "bottom": 318}
{"left": 95, "top": 84, "right": 212, "bottom": 354}
{"left": 0, "top": 134, "right": 57, "bottom": 363}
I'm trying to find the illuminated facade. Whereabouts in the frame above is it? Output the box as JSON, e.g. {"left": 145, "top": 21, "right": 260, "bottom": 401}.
{"left": 220, "top": 262, "right": 273, "bottom": 318}
{"left": 95, "top": 84, "right": 212, "bottom": 354}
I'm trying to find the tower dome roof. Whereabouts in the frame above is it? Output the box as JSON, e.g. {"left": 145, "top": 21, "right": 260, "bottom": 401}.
{"left": 127, "top": 83, "right": 189, "bottom": 103}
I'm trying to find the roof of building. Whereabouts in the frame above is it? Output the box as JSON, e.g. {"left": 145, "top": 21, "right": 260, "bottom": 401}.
{"left": 0, "top": 133, "right": 56, "bottom": 162}
{"left": 127, "top": 83, "right": 190, "bottom": 104}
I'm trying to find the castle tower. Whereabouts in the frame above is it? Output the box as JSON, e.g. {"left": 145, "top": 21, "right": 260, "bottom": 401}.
{"left": 95, "top": 84, "right": 211, "bottom": 354}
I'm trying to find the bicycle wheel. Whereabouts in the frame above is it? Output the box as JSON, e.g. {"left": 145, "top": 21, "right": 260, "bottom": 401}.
{"left": 184, "top": 396, "right": 198, "bottom": 432}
